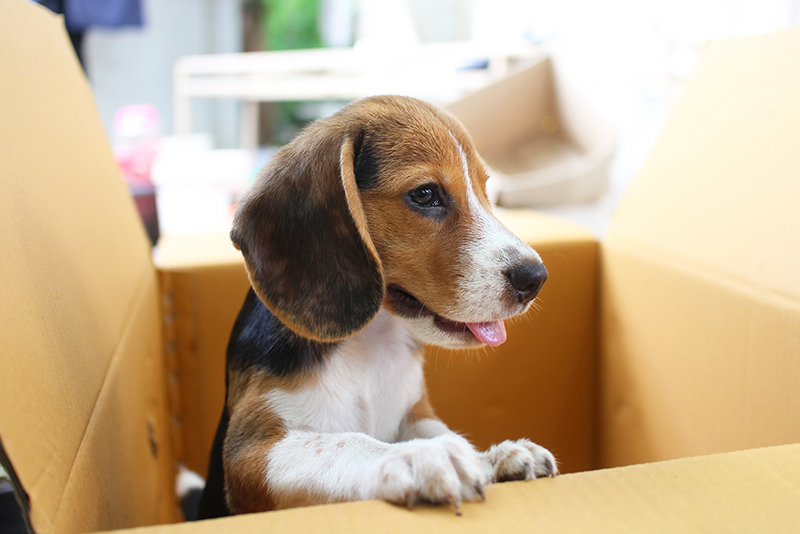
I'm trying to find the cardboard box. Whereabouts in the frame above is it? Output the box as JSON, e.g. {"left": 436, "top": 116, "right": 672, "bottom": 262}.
{"left": 447, "top": 56, "right": 616, "bottom": 207}
{"left": 1, "top": 2, "right": 799, "bottom": 533}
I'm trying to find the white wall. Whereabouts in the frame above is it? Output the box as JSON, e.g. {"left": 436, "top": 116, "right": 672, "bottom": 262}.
{"left": 85, "top": 0, "right": 243, "bottom": 147}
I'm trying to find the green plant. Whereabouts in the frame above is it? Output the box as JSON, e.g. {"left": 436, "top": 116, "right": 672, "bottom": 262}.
{"left": 263, "top": 0, "right": 321, "bottom": 52}
{"left": 261, "top": 0, "right": 323, "bottom": 145}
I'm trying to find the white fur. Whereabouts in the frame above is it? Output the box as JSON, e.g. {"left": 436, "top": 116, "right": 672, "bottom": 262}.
{"left": 399, "top": 416, "right": 450, "bottom": 441}
{"left": 399, "top": 313, "right": 477, "bottom": 349}
{"left": 361, "top": 433, "right": 489, "bottom": 507}
{"left": 175, "top": 466, "right": 205, "bottom": 499}
{"left": 265, "top": 430, "right": 490, "bottom": 509}
{"left": 265, "top": 310, "right": 422, "bottom": 442}
{"left": 265, "top": 431, "right": 389, "bottom": 507}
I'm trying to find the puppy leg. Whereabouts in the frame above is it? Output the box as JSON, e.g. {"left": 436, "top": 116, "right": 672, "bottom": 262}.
{"left": 398, "top": 391, "right": 557, "bottom": 484}
{"left": 396, "top": 391, "right": 491, "bottom": 503}
{"left": 265, "top": 430, "right": 488, "bottom": 511}
{"left": 397, "top": 390, "right": 457, "bottom": 440}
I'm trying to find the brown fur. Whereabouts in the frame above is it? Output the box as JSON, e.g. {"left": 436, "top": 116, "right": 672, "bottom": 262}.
{"left": 406, "top": 388, "right": 438, "bottom": 426}
{"left": 223, "top": 370, "right": 314, "bottom": 513}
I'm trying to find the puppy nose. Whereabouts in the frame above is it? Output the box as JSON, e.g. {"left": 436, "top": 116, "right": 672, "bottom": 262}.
{"left": 506, "top": 261, "right": 548, "bottom": 305}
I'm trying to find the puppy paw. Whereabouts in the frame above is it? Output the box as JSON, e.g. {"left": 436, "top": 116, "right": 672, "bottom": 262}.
{"left": 361, "top": 434, "right": 490, "bottom": 511}
{"left": 482, "top": 439, "right": 557, "bottom": 482}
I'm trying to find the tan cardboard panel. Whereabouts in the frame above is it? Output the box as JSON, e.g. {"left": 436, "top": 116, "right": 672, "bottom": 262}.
{"left": 493, "top": 208, "right": 596, "bottom": 245}
{"left": 602, "top": 28, "right": 800, "bottom": 469}
{"left": 155, "top": 232, "right": 243, "bottom": 270}
{"left": 109, "top": 443, "right": 800, "bottom": 533}
{"left": 155, "top": 231, "right": 251, "bottom": 476}
{"left": 159, "top": 268, "right": 251, "bottom": 476}
{"left": 0, "top": 1, "right": 176, "bottom": 531}
{"left": 608, "top": 28, "right": 800, "bottom": 301}
{"left": 601, "top": 241, "right": 800, "bottom": 467}
{"left": 51, "top": 275, "right": 178, "bottom": 532}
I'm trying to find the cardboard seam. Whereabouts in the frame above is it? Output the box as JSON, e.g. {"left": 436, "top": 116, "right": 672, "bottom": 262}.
{"left": 587, "top": 245, "right": 602, "bottom": 471}
{"left": 604, "top": 235, "right": 800, "bottom": 309}
{"left": 173, "top": 272, "right": 202, "bottom": 475}
{"left": 48, "top": 267, "right": 158, "bottom": 531}
{"left": 159, "top": 271, "right": 185, "bottom": 470}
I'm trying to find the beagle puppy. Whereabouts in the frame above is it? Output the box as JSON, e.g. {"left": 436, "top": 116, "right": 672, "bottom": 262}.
{"left": 198, "top": 95, "right": 556, "bottom": 519}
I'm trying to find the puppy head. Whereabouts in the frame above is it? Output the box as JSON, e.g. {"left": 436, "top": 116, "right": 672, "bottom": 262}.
{"left": 232, "top": 96, "right": 546, "bottom": 347}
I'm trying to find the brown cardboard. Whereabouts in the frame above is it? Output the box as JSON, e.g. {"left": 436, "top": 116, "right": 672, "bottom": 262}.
{"left": 0, "top": 1, "right": 177, "bottom": 532}
{"left": 3, "top": 1, "right": 800, "bottom": 532}
{"left": 155, "top": 233, "right": 251, "bottom": 477}
{"left": 447, "top": 57, "right": 616, "bottom": 207}
{"left": 111, "top": 443, "right": 800, "bottom": 534}
{"left": 601, "top": 28, "right": 800, "bottom": 468}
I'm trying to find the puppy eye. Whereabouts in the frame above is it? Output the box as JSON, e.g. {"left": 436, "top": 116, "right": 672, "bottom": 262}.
{"left": 408, "top": 184, "right": 441, "bottom": 207}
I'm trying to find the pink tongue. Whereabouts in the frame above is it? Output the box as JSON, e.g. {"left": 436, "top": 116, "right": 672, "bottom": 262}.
{"left": 467, "top": 320, "right": 507, "bottom": 346}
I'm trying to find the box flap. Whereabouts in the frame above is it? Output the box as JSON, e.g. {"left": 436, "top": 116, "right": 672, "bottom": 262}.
{"left": 447, "top": 58, "right": 615, "bottom": 206}
{"left": 607, "top": 28, "right": 800, "bottom": 300}
{"left": 108, "top": 443, "right": 800, "bottom": 533}
{"left": 155, "top": 232, "right": 243, "bottom": 270}
{"left": 0, "top": 1, "right": 176, "bottom": 531}
{"left": 601, "top": 28, "right": 800, "bottom": 467}
{"left": 601, "top": 244, "right": 800, "bottom": 466}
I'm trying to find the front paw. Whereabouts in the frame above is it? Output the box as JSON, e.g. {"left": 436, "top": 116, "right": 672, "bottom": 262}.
{"left": 361, "top": 435, "right": 490, "bottom": 511}
{"left": 482, "top": 439, "right": 557, "bottom": 482}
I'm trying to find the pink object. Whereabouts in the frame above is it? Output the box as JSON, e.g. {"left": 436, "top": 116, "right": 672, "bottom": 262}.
{"left": 113, "top": 104, "right": 161, "bottom": 194}
{"left": 113, "top": 104, "right": 162, "bottom": 243}
{"left": 467, "top": 320, "right": 507, "bottom": 346}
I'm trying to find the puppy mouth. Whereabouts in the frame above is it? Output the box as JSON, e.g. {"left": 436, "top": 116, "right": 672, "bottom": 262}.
{"left": 385, "top": 284, "right": 507, "bottom": 346}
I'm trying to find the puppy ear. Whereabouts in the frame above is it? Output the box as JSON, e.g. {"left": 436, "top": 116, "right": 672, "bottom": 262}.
{"left": 230, "top": 126, "right": 384, "bottom": 342}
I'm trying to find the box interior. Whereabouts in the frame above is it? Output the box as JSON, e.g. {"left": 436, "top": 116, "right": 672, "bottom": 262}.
{"left": 447, "top": 56, "right": 616, "bottom": 206}
{"left": 2, "top": 2, "right": 800, "bottom": 533}
{"left": 601, "top": 27, "right": 800, "bottom": 466}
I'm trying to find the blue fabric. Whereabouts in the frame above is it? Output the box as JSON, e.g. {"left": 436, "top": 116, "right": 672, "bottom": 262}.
{"left": 33, "top": 0, "right": 64, "bottom": 14}
{"left": 33, "top": 0, "right": 143, "bottom": 30}
{"left": 64, "top": 0, "right": 143, "bottom": 31}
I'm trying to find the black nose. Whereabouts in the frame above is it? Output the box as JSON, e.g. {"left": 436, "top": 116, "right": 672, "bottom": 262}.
{"left": 506, "top": 261, "right": 548, "bottom": 305}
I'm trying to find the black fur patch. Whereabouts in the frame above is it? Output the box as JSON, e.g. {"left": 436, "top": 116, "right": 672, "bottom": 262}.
{"left": 243, "top": 165, "right": 383, "bottom": 341}
{"left": 228, "top": 289, "right": 338, "bottom": 377}
{"left": 353, "top": 132, "right": 381, "bottom": 190}
{"left": 229, "top": 228, "right": 248, "bottom": 255}
{"left": 197, "top": 406, "right": 230, "bottom": 520}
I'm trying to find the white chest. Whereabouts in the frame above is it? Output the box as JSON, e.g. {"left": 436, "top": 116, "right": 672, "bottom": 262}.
{"left": 265, "top": 310, "right": 423, "bottom": 443}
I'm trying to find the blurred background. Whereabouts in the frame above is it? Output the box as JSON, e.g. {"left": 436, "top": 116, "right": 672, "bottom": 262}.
{"left": 40, "top": 0, "right": 800, "bottom": 243}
